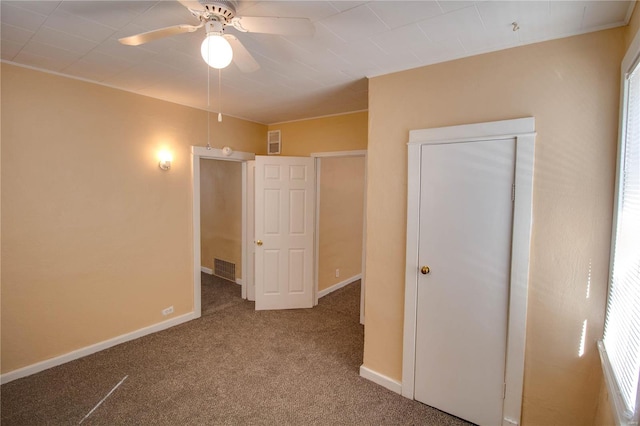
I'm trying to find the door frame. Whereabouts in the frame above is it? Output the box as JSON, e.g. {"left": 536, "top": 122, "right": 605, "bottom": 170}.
{"left": 401, "top": 118, "right": 535, "bottom": 426}
{"left": 311, "top": 150, "right": 368, "bottom": 325}
{"left": 246, "top": 160, "right": 255, "bottom": 301}
{"left": 191, "top": 146, "right": 255, "bottom": 318}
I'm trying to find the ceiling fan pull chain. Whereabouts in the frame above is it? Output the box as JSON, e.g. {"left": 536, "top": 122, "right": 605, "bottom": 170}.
{"left": 206, "top": 61, "right": 212, "bottom": 150}
{"left": 218, "top": 68, "right": 223, "bottom": 123}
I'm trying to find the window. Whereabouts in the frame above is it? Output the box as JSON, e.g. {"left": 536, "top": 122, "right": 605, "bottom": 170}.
{"left": 599, "top": 31, "right": 640, "bottom": 426}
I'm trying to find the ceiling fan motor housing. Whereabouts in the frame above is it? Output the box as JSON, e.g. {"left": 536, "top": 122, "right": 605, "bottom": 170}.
{"left": 199, "top": 1, "right": 237, "bottom": 23}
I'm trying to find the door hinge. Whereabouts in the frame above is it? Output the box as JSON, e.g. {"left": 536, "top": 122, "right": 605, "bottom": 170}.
{"left": 511, "top": 184, "right": 515, "bottom": 202}
{"left": 503, "top": 382, "right": 507, "bottom": 399}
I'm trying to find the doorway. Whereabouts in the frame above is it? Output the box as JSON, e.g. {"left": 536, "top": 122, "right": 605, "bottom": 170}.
{"left": 402, "top": 118, "right": 535, "bottom": 425}
{"left": 311, "top": 150, "right": 367, "bottom": 325}
{"left": 199, "top": 158, "right": 244, "bottom": 315}
{"left": 191, "top": 147, "right": 255, "bottom": 318}
{"left": 192, "top": 148, "right": 367, "bottom": 317}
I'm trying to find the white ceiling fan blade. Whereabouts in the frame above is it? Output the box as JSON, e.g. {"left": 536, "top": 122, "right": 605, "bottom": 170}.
{"left": 224, "top": 34, "right": 260, "bottom": 73}
{"left": 177, "top": 0, "right": 205, "bottom": 12}
{"left": 230, "top": 16, "right": 315, "bottom": 37}
{"left": 119, "top": 24, "right": 202, "bottom": 46}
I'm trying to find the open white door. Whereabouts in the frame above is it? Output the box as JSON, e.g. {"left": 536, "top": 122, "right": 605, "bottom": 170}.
{"left": 255, "top": 156, "right": 315, "bottom": 310}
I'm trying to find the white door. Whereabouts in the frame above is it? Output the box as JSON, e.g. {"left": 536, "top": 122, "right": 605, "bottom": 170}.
{"left": 254, "top": 156, "right": 315, "bottom": 310}
{"left": 414, "top": 138, "right": 516, "bottom": 426}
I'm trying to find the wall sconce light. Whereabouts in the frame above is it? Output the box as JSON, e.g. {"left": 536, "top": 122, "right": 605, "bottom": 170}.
{"left": 158, "top": 150, "right": 172, "bottom": 171}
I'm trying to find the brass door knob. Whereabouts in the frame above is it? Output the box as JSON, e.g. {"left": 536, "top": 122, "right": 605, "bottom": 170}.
{"left": 421, "top": 266, "right": 430, "bottom": 275}
{"left": 256, "top": 240, "right": 263, "bottom": 246}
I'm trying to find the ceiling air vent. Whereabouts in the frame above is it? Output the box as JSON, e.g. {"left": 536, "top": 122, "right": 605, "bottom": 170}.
{"left": 267, "top": 130, "right": 281, "bottom": 155}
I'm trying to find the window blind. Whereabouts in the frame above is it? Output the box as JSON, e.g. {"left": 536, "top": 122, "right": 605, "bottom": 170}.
{"left": 603, "top": 62, "right": 640, "bottom": 419}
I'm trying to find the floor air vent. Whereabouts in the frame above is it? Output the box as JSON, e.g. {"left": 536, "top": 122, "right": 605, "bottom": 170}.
{"left": 214, "top": 258, "right": 236, "bottom": 282}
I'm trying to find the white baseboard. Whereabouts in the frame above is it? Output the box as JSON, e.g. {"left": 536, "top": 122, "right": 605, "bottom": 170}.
{"left": 235, "top": 278, "right": 243, "bottom": 286}
{"left": 318, "top": 274, "right": 362, "bottom": 299}
{"left": 1, "top": 312, "right": 196, "bottom": 385}
{"left": 359, "top": 365, "right": 402, "bottom": 395}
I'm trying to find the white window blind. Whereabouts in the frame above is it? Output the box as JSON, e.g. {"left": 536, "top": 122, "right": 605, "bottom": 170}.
{"left": 601, "top": 59, "right": 640, "bottom": 422}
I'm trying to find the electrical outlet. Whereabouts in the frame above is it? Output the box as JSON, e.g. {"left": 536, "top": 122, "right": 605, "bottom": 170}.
{"left": 162, "top": 306, "right": 174, "bottom": 316}
{"left": 335, "top": 269, "right": 340, "bottom": 278}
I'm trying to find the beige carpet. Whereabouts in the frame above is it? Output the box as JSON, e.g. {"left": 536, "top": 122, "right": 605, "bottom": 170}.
{"left": 1, "top": 275, "right": 471, "bottom": 425}
{"left": 201, "top": 273, "right": 243, "bottom": 316}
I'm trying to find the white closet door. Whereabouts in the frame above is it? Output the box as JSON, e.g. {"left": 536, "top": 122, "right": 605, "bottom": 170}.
{"left": 415, "top": 138, "right": 516, "bottom": 426}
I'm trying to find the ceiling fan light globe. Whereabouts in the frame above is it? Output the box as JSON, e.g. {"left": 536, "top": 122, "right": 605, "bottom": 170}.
{"left": 201, "top": 34, "right": 233, "bottom": 69}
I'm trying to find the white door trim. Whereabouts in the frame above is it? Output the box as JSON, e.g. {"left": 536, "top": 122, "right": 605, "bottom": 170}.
{"left": 314, "top": 160, "right": 322, "bottom": 305}
{"left": 246, "top": 160, "right": 256, "bottom": 301}
{"left": 191, "top": 146, "right": 255, "bottom": 318}
{"left": 311, "top": 150, "right": 367, "bottom": 325}
{"left": 310, "top": 150, "right": 367, "bottom": 158}
{"left": 401, "top": 118, "right": 535, "bottom": 426}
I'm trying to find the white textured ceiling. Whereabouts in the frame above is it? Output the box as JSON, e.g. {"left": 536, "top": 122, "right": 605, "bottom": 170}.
{"left": 1, "top": 1, "right": 634, "bottom": 124}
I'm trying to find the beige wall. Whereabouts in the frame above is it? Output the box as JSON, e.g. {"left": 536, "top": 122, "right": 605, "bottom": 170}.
{"left": 200, "top": 159, "right": 242, "bottom": 279}
{"left": 364, "top": 28, "right": 623, "bottom": 425}
{"left": 1, "top": 64, "right": 266, "bottom": 373}
{"left": 318, "top": 156, "right": 365, "bottom": 291}
{"left": 268, "top": 111, "right": 367, "bottom": 156}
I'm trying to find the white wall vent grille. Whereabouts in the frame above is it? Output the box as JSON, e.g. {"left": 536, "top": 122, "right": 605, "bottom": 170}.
{"left": 268, "top": 130, "right": 281, "bottom": 155}
{"left": 214, "top": 258, "right": 236, "bottom": 282}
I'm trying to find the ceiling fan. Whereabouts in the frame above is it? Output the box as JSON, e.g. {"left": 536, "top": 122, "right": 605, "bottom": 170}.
{"left": 118, "top": 0, "right": 315, "bottom": 72}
